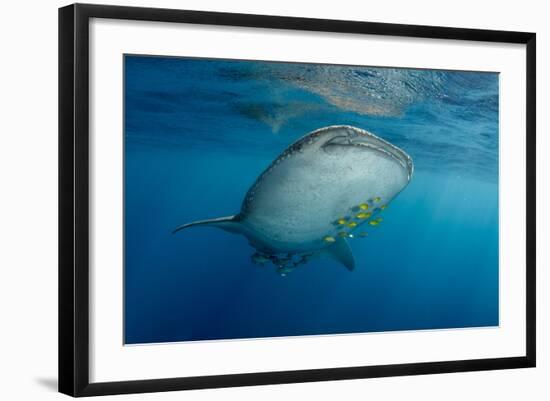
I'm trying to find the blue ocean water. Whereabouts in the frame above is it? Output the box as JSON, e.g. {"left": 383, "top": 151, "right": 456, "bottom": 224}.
{"left": 124, "top": 55, "right": 499, "bottom": 344}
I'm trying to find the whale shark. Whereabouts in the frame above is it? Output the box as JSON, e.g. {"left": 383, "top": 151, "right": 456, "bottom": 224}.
{"left": 173, "top": 125, "right": 413, "bottom": 275}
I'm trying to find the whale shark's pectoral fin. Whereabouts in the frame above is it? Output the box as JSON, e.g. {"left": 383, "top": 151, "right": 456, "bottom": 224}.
{"left": 322, "top": 238, "right": 355, "bottom": 271}
{"left": 172, "top": 215, "right": 244, "bottom": 235}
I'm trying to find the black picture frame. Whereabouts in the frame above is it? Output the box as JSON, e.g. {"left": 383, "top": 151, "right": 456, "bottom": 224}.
{"left": 59, "top": 3, "right": 536, "bottom": 397}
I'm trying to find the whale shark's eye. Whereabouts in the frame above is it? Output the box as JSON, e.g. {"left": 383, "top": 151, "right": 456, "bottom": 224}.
{"left": 346, "top": 127, "right": 360, "bottom": 137}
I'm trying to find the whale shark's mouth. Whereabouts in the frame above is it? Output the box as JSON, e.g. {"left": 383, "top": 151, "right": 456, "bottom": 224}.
{"left": 321, "top": 127, "right": 414, "bottom": 180}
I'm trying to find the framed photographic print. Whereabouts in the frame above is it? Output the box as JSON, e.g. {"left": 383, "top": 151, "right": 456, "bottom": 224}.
{"left": 58, "top": 3, "right": 536, "bottom": 397}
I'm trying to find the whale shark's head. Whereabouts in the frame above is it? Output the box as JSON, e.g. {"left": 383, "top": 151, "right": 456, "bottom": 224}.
{"left": 290, "top": 125, "right": 413, "bottom": 181}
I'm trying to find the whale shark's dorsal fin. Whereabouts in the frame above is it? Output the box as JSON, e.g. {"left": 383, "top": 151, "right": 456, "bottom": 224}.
{"left": 322, "top": 238, "right": 355, "bottom": 271}
{"left": 172, "top": 215, "right": 243, "bottom": 235}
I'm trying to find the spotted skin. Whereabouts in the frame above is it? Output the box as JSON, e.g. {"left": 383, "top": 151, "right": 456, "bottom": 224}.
{"left": 173, "top": 125, "right": 413, "bottom": 272}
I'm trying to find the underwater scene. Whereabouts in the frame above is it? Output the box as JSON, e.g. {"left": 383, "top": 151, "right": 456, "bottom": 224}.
{"left": 124, "top": 55, "right": 499, "bottom": 344}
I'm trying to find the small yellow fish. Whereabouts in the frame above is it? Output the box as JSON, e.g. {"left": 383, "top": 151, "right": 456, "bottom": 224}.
{"left": 323, "top": 235, "right": 336, "bottom": 243}
{"left": 380, "top": 205, "right": 387, "bottom": 210}
{"left": 359, "top": 232, "right": 368, "bottom": 238}
{"left": 347, "top": 221, "right": 358, "bottom": 228}
{"left": 369, "top": 220, "right": 379, "bottom": 226}
{"left": 357, "top": 212, "right": 372, "bottom": 219}
{"left": 374, "top": 197, "right": 382, "bottom": 203}
{"left": 376, "top": 217, "right": 383, "bottom": 222}
{"left": 338, "top": 232, "right": 348, "bottom": 238}
{"left": 337, "top": 218, "right": 347, "bottom": 225}
{"left": 359, "top": 203, "right": 369, "bottom": 210}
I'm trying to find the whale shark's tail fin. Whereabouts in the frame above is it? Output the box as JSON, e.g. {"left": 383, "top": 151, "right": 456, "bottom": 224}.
{"left": 172, "top": 215, "right": 243, "bottom": 235}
